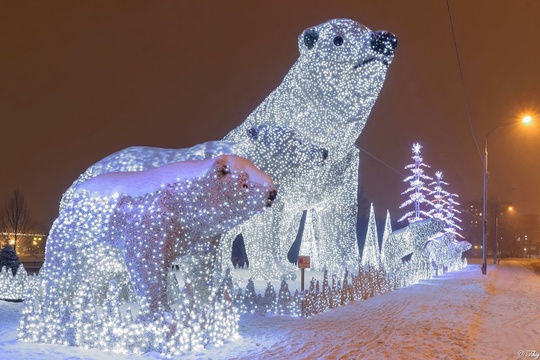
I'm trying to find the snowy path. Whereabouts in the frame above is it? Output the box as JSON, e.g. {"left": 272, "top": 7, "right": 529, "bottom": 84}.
{"left": 232, "top": 269, "right": 479, "bottom": 360}
{"left": 1, "top": 259, "right": 539, "bottom": 359}
{"left": 470, "top": 259, "right": 540, "bottom": 359}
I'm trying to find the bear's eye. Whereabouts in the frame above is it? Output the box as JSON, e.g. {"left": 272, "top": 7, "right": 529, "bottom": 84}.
{"left": 242, "top": 183, "right": 249, "bottom": 189}
{"left": 333, "top": 36, "right": 344, "bottom": 46}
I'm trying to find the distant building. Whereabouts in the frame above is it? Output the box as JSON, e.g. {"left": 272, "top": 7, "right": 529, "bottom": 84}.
{"left": 462, "top": 199, "right": 540, "bottom": 258}
{"left": 1, "top": 232, "right": 46, "bottom": 255}
{"left": 461, "top": 201, "right": 483, "bottom": 256}
{"left": 511, "top": 213, "right": 540, "bottom": 258}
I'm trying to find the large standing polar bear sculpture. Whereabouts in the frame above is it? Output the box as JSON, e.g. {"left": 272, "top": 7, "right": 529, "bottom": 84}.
{"left": 221, "top": 18, "right": 398, "bottom": 277}
{"left": 43, "top": 155, "right": 277, "bottom": 317}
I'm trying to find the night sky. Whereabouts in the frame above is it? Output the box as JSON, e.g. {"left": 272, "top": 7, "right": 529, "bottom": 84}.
{"left": 1, "top": 1, "right": 539, "bottom": 231}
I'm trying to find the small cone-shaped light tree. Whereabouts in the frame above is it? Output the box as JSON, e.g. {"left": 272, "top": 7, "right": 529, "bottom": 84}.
{"left": 399, "top": 143, "right": 433, "bottom": 223}
{"left": 380, "top": 210, "right": 392, "bottom": 270}
{"left": 361, "top": 203, "right": 380, "bottom": 268}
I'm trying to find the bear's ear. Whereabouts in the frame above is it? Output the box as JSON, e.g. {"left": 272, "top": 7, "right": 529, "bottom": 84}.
{"left": 213, "top": 156, "right": 230, "bottom": 177}
{"left": 117, "top": 195, "right": 134, "bottom": 213}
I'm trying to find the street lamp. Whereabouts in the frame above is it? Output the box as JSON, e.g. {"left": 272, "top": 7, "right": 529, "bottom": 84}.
{"left": 482, "top": 115, "right": 532, "bottom": 275}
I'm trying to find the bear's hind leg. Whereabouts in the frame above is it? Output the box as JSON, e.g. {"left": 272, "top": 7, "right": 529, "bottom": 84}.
{"left": 124, "top": 247, "right": 171, "bottom": 320}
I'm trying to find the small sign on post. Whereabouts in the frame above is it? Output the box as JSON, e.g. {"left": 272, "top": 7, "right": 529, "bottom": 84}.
{"left": 298, "top": 256, "right": 310, "bottom": 292}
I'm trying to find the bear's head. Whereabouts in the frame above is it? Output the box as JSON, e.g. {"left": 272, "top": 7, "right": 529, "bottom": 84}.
{"left": 294, "top": 18, "right": 397, "bottom": 123}
{"left": 245, "top": 122, "right": 327, "bottom": 169}
{"left": 197, "top": 155, "right": 277, "bottom": 235}
{"left": 246, "top": 124, "right": 328, "bottom": 165}
{"left": 110, "top": 155, "right": 277, "bottom": 240}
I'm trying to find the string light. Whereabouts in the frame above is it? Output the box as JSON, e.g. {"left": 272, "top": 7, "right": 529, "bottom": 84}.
{"left": 381, "top": 218, "right": 445, "bottom": 275}
{"left": 426, "top": 232, "right": 470, "bottom": 274}
{"left": 379, "top": 210, "right": 393, "bottom": 271}
{"left": 59, "top": 19, "right": 397, "bottom": 279}
{"left": 0, "top": 264, "right": 33, "bottom": 301}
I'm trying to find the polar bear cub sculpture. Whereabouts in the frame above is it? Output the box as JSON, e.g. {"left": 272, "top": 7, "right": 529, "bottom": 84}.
{"left": 42, "top": 155, "right": 276, "bottom": 317}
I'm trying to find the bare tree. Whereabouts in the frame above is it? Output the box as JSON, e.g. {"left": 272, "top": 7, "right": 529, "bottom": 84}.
{"left": 1, "top": 189, "right": 32, "bottom": 255}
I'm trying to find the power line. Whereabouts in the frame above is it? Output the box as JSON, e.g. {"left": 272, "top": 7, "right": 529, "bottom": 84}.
{"left": 357, "top": 146, "right": 404, "bottom": 177}
{"left": 445, "top": 0, "right": 484, "bottom": 164}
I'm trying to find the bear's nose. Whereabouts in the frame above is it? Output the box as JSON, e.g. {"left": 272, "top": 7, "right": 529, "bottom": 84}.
{"left": 371, "top": 31, "right": 398, "bottom": 56}
{"left": 268, "top": 189, "right": 277, "bottom": 202}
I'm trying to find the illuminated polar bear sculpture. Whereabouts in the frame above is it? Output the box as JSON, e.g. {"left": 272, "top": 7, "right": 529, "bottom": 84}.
{"left": 42, "top": 155, "right": 277, "bottom": 318}
{"left": 222, "top": 18, "right": 398, "bottom": 277}
{"left": 381, "top": 219, "right": 445, "bottom": 273}
{"left": 426, "top": 232, "right": 472, "bottom": 273}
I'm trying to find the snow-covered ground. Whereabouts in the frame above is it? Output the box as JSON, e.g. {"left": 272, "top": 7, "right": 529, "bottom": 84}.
{"left": 1, "top": 259, "right": 539, "bottom": 359}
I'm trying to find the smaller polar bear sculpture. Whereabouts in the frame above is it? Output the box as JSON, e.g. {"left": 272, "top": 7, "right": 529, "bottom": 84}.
{"left": 426, "top": 232, "right": 472, "bottom": 274}
{"left": 381, "top": 219, "right": 445, "bottom": 273}
{"left": 42, "top": 155, "right": 276, "bottom": 318}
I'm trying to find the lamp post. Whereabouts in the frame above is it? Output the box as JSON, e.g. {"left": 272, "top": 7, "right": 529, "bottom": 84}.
{"left": 482, "top": 115, "right": 532, "bottom": 275}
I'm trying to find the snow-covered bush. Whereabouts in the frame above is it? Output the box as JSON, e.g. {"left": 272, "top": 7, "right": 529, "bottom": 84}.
{"left": 0, "top": 264, "right": 33, "bottom": 301}
{"left": 18, "top": 270, "right": 239, "bottom": 356}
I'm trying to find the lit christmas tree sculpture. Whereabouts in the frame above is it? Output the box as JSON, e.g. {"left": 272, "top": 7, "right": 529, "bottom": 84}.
{"left": 399, "top": 143, "right": 433, "bottom": 223}
{"left": 425, "top": 175, "right": 469, "bottom": 273}
{"left": 444, "top": 192, "right": 463, "bottom": 237}
{"left": 427, "top": 171, "right": 450, "bottom": 222}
